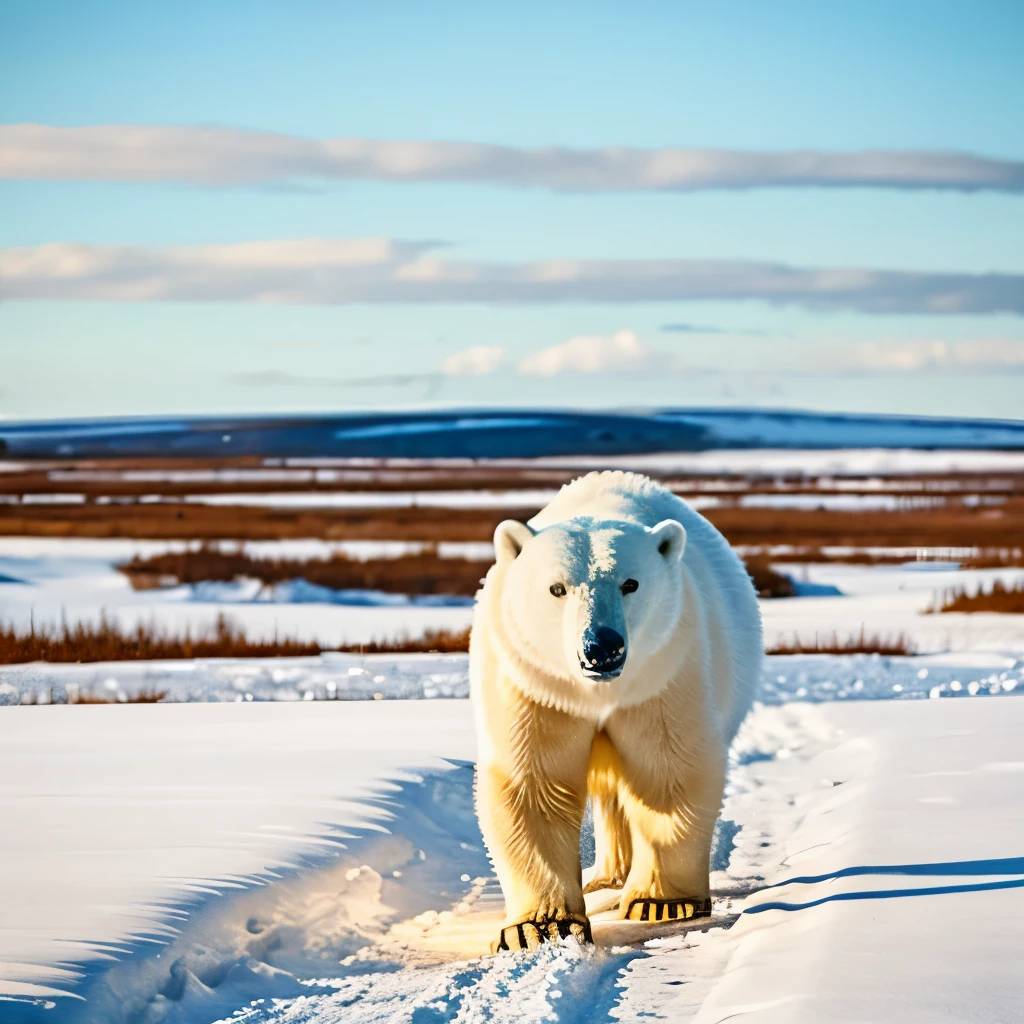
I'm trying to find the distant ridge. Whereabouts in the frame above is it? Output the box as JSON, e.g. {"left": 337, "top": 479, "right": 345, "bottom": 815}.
{"left": 2, "top": 408, "right": 1023, "bottom": 459}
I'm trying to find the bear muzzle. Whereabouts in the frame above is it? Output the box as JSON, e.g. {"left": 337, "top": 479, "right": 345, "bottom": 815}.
{"left": 579, "top": 626, "right": 627, "bottom": 679}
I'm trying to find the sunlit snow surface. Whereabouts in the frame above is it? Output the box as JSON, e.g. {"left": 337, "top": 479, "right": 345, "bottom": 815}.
{"left": 1, "top": 651, "right": 1021, "bottom": 706}
{"left": 3, "top": 684, "right": 1023, "bottom": 1024}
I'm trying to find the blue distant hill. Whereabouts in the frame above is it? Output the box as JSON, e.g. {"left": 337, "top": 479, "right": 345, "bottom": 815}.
{"left": 1, "top": 408, "right": 1023, "bottom": 459}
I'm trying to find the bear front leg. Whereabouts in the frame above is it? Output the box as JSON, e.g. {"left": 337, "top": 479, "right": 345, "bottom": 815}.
{"left": 608, "top": 711, "right": 726, "bottom": 923}
{"left": 475, "top": 681, "right": 596, "bottom": 951}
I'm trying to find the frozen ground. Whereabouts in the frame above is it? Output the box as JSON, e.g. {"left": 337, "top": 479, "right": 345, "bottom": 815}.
{"left": 2, "top": 685, "right": 1023, "bottom": 1023}
{"left": 3, "top": 538, "right": 1024, "bottom": 655}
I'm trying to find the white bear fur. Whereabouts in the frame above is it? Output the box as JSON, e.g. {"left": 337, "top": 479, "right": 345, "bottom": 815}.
{"left": 470, "top": 470, "right": 762, "bottom": 933}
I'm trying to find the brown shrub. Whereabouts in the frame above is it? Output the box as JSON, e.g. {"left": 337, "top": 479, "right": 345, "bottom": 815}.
{"left": 0, "top": 614, "right": 471, "bottom": 664}
{"left": 745, "top": 556, "right": 796, "bottom": 598}
{"left": 68, "top": 687, "right": 170, "bottom": 704}
{"left": 0, "top": 613, "right": 324, "bottom": 664}
{"left": 119, "top": 544, "right": 489, "bottom": 596}
{"left": 767, "top": 628, "right": 915, "bottom": 656}
{"left": 355, "top": 627, "right": 470, "bottom": 654}
{"left": 960, "top": 548, "right": 1024, "bottom": 569}
{"left": 929, "top": 578, "right": 1024, "bottom": 614}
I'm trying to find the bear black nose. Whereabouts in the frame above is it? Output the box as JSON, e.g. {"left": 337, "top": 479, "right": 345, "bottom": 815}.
{"left": 581, "top": 626, "right": 627, "bottom": 675}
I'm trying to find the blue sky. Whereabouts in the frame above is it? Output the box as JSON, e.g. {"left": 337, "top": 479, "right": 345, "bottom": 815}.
{"left": 1, "top": 0, "right": 1023, "bottom": 420}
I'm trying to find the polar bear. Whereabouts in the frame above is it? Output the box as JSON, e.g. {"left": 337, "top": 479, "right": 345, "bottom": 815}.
{"left": 470, "top": 470, "right": 762, "bottom": 952}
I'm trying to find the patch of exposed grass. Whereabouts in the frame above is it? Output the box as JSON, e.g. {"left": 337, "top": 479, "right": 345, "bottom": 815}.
{"left": 961, "top": 549, "right": 1024, "bottom": 569}
{"left": 928, "top": 578, "right": 1024, "bottom": 614}
{"left": 0, "top": 614, "right": 471, "bottom": 664}
{"left": 767, "top": 628, "right": 916, "bottom": 656}
{"left": 342, "top": 627, "right": 470, "bottom": 654}
{"left": 34, "top": 687, "right": 170, "bottom": 704}
{"left": 6, "top": 498, "right": 1024, "bottom": 550}
{"left": 16, "top": 687, "right": 170, "bottom": 704}
{"left": 118, "top": 544, "right": 488, "bottom": 596}
{"left": 745, "top": 556, "right": 796, "bottom": 598}
{"left": 0, "top": 614, "right": 324, "bottom": 664}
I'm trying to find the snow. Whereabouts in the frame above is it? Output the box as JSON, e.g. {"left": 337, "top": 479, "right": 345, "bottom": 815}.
{"left": 0, "top": 701, "right": 477, "bottom": 1006}
{"left": 761, "top": 562, "right": 1024, "bottom": 654}
{"left": 738, "top": 493, "right": 952, "bottom": 510}
{"left": 657, "top": 410, "right": 1024, "bottom": 451}
{"left": 677, "top": 698, "right": 1024, "bottom": 1024}
{"left": 0, "top": 536, "right": 493, "bottom": 562}
{"left": 2, "top": 685, "right": 1023, "bottom": 1022}
{"left": 174, "top": 489, "right": 560, "bottom": 509}
{"left": 534, "top": 447, "right": 1024, "bottom": 476}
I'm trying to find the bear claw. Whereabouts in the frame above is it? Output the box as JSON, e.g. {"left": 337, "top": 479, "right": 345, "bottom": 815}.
{"left": 492, "top": 915, "right": 593, "bottom": 953}
{"left": 624, "top": 896, "right": 713, "bottom": 923}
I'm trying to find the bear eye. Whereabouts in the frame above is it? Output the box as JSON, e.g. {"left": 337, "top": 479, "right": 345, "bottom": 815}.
{"left": 549, "top": 582, "right": 567, "bottom": 598}
{"left": 620, "top": 578, "right": 639, "bottom": 595}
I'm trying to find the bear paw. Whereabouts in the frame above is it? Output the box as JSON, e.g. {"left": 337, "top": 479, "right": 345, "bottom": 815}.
{"left": 491, "top": 915, "right": 593, "bottom": 953}
{"left": 624, "top": 896, "right": 712, "bottom": 923}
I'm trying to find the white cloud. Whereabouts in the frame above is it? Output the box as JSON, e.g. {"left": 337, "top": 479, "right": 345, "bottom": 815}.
{"left": 2, "top": 124, "right": 1023, "bottom": 192}
{"left": 841, "top": 339, "right": 1024, "bottom": 373}
{"left": 518, "top": 329, "right": 663, "bottom": 376}
{"left": 2, "top": 239, "right": 1022, "bottom": 315}
{"left": 441, "top": 345, "right": 505, "bottom": 375}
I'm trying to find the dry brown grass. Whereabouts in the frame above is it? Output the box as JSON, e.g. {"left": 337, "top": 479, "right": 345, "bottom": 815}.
{"left": 16, "top": 687, "right": 171, "bottom": 704}
{"left": 745, "top": 556, "right": 796, "bottom": 598}
{"left": 929, "top": 579, "right": 1024, "bottom": 614}
{"left": 961, "top": 548, "right": 1024, "bottom": 568}
{"left": 703, "top": 501, "right": 1024, "bottom": 551}
{"left": 767, "top": 628, "right": 916, "bottom": 656}
{"left": 357, "top": 627, "right": 470, "bottom": 654}
{"left": 6, "top": 500, "right": 1024, "bottom": 551}
{"left": 0, "top": 615, "right": 472, "bottom": 664}
{"left": 119, "top": 544, "right": 489, "bottom": 596}
{"left": 74, "top": 688, "right": 169, "bottom": 704}
{"left": 0, "top": 502, "right": 519, "bottom": 541}
{"left": 0, "top": 614, "right": 325, "bottom": 664}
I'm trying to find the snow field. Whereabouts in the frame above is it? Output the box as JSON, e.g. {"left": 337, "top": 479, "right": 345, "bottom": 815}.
{"left": 3, "top": 689, "right": 1024, "bottom": 1022}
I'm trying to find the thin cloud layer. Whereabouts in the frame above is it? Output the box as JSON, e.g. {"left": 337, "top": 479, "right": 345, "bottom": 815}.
{"left": 518, "top": 329, "right": 662, "bottom": 375}
{"left": 840, "top": 339, "right": 1024, "bottom": 373}
{"left": 2, "top": 238, "right": 1022, "bottom": 314}
{"left": 3, "top": 124, "right": 1023, "bottom": 192}
{"left": 441, "top": 345, "right": 505, "bottom": 375}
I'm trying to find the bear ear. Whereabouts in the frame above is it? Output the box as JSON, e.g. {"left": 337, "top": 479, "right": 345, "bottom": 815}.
{"left": 650, "top": 519, "right": 686, "bottom": 563}
{"left": 493, "top": 520, "right": 535, "bottom": 564}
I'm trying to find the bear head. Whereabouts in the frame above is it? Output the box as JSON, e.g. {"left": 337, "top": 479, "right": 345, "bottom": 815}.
{"left": 492, "top": 515, "right": 686, "bottom": 708}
